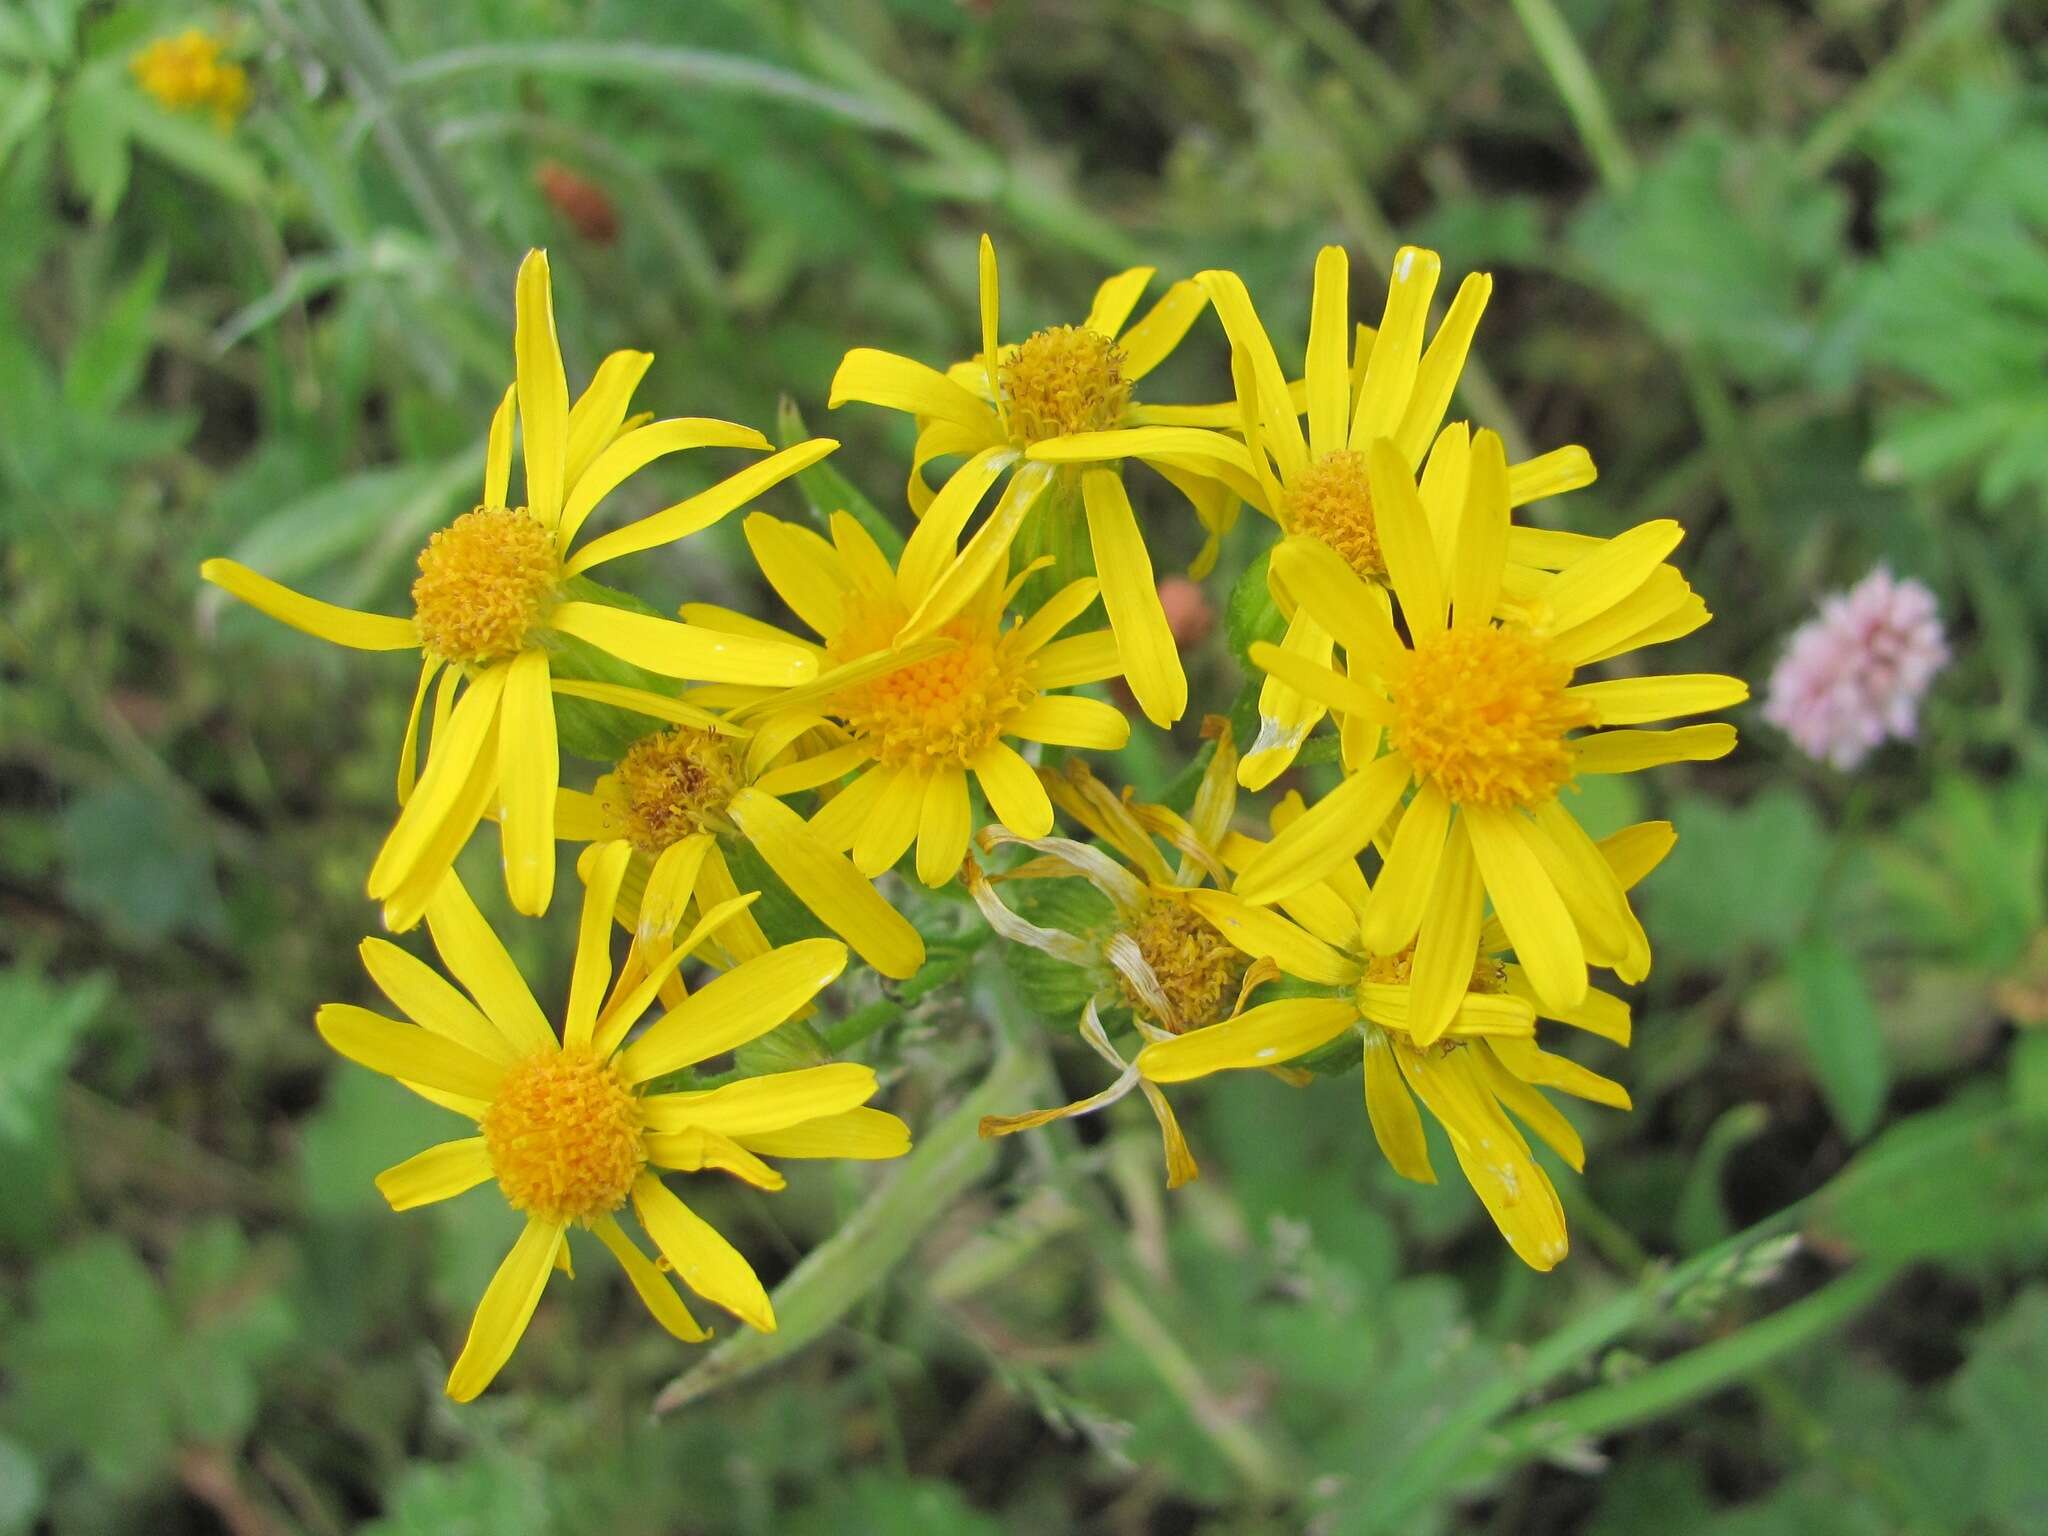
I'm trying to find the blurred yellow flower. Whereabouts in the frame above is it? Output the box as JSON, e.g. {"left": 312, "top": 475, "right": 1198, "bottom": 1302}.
{"left": 1234, "top": 427, "right": 1745, "bottom": 1032}
{"left": 1141, "top": 820, "right": 1677, "bottom": 1269}
{"left": 317, "top": 861, "right": 909, "bottom": 1401}
{"left": 829, "top": 235, "right": 1246, "bottom": 728}
{"left": 131, "top": 28, "right": 248, "bottom": 126}
{"left": 201, "top": 250, "right": 834, "bottom": 929}
{"left": 720, "top": 506, "right": 1129, "bottom": 888}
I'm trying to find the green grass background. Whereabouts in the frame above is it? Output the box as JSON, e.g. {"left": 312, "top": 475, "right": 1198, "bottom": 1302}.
{"left": 3, "top": 1, "right": 2047, "bottom": 1531}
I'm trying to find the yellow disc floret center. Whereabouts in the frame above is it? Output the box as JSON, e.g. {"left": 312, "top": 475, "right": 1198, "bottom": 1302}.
{"left": 411, "top": 506, "right": 560, "bottom": 664}
{"left": 1389, "top": 627, "right": 1593, "bottom": 808}
{"left": 1122, "top": 898, "right": 1246, "bottom": 1032}
{"left": 1284, "top": 450, "right": 1383, "bottom": 581}
{"left": 830, "top": 614, "right": 1036, "bottom": 769}
{"left": 607, "top": 727, "right": 742, "bottom": 850}
{"left": 1364, "top": 942, "right": 1510, "bottom": 995}
{"left": 482, "top": 1048, "right": 645, "bottom": 1225}
{"left": 998, "top": 325, "right": 1132, "bottom": 446}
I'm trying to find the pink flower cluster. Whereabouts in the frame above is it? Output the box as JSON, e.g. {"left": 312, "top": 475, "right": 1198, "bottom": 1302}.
{"left": 1763, "top": 566, "right": 1950, "bottom": 770}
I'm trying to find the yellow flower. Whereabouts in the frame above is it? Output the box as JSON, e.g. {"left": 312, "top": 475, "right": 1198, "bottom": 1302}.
{"left": 131, "top": 29, "right": 249, "bottom": 126}
{"left": 724, "top": 505, "right": 1131, "bottom": 888}
{"left": 965, "top": 720, "right": 1267, "bottom": 1187}
{"left": 1232, "top": 427, "right": 1746, "bottom": 1032}
{"left": 1139, "top": 820, "right": 1678, "bottom": 1270}
{"left": 828, "top": 234, "right": 1244, "bottom": 728}
{"left": 547, "top": 713, "right": 927, "bottom": 981}
{"left": 316, "top": 859, "right": 910, "bottom": 1401}
{"left": 201, "top": 251, "right": 834, "bottom": 930}
{"left": 1172, "top": 245, "right": 1602, "bottom": 787}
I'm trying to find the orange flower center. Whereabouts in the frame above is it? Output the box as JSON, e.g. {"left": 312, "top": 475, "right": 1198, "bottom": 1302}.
{"left": 1283, "top": 450, "right": 1383, "bottom": 581}
{"left": 1388, "top": 627, "right": 1592, "bottom": 808}
{"left": 410, "top": 506, "right": 560, "bottom": 663}
{"left": 829, "top": 610, "right": 1035, "bottom": 769}
{"left": 481, "top": 1048, "right": 644, "bottom": 1225}
{"left": 999, "top": 325, "right": 1131, "bottom": 445}
{"left": 1120, "top": 898, "right": 1245, "bottom": 1031}
{"left": 606, "top": 727, "right": 742, "bottom": 850}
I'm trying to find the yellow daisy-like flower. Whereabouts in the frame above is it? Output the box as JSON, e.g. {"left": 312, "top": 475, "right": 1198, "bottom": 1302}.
{"left": 1129, "top": 245, "right": 1599, "bottom": 787}
{"left": 131, "top": 28, "right": 249, "bottom": 126}
{"left": 829, "top": 234, "right": 1245, "bottom": 728}
{"left": 201, "top": 250, "right": 834, "bottom": 930}
{"left": 548, "top": 713, "right": 926, "bottom": 981}
{"left": 317, "top": 857, "right": 909, "bottom": 1401}
{"left": 1139, "top": 820, "right": 1677, "bottom": 1270}
{"left": 1232, "top": 427, "right": 1746, "bottom": 1032}
{"left": 722, "top": 504, "right": 1131, "bottom": 888}
{"left": 964, "top": 720, "right": 1267, "bottom": 1187}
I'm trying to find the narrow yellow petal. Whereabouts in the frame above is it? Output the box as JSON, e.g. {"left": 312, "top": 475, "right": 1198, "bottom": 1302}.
{"left": 735, "top": 1107, "right": 910, "bottom": 1159}
{"left": 483, "top": 382, "right": 516, "bottom": 508}
{"left": 1080, "top": 468, "right": 1184, "bottom": 727}
{"left": 1266, "top": 536, "right": 1406, "bottom": 676}
{"left": 366, "top": 667, "right": 506, "bottom": 904}
{"left": 1451, "top": 428, "right": 1509, "bottom": 630}
{"left": 1366, "top": 437, "right": 1445, "bottom": 634}
{"left": 1083, "top": 265, "right": 1156, "bottom": 338}
{"left": 644, "top": 1126, "right": 786, "bottom": 1189}
{"left": 1475, "top": 1047, "right": 1586, "bottom": 1171}
{"left": 900, "top": 464, "right": 1052, "bottom": 639}
{"left": 972, "top": 742, "right": 1053, "bottom": 838}
{"left": 852, "top": 765, "right": 926, "bottom": 879}
{"left": 1117, "top": 278, "right": 1208, "bottom": 380}
{"left": 1464, "top": 805, "right": 1586, "bottom": 1013}
{"left": 1230, "top": 754, "right": 1409, "bottom": 906}
{"left": 808, "top": 763, "right": 891, "bottom": 854}
{"left": 422, "top": 871, "right": 557, "bottom": 1055}
{"left": 1350, "top": 245, "right": 1441, "bottom": 452}
{"left": 591, "top": 1214, "right": 707, "bottom": 1342}
{"left": 1029, "top": 630, "right": 1123, "bottom": 689}
{"left": 549, "top": 603, "right": 816, "bottom": 686}
{"left": 315, "top": 1003, "right": 508, "bottom": 1101}
{"left": 557, "top": 416, "right": 769, "bottom": 549}
{"left": 565, "top": 839, "right": 632, "bottom": 1047}
{"left": 375, "top": 1137, "right": 493, "bottom": 1211}
{"left": 1247, "top": 639, "right": 1391, "bottom": 724}
{"left": 1573, "top": 723, "right": 1738, "bottom": 774}
{"left": 1363, "top": 1031, "right": 1434, "bottom": 1182}
{"left": 1507, "top": 444, "right": 1597, "bottom": 507}
{"left": 830, "top": 347, "right": 1002, "bottom": 436}
{"left": 915, "top": 769, "right": 973, "bottom": 890}
{"left": 1394, "top": 271, "right": 1491, "bottom": 465}
{"left": 1360, "top": 783, "right": 1451, "bottom": 955}
{"left": 727, "top": 786, "right": 925, "bottom": 979}
{"left": 1526, "top": 799, "right": 1636, "bottom": 970}
{"left": 1197, "top": 268, "right": 1307, "bottom": 480}
{"left": 1136, "top": 997, "right": 1358, "bottom": 1082}
{"left": 1405, "top": 815, "right": 1486, "bottom": 1046}
{"left": 1007, "top": 694, "right": 1131, "bottom": 750}
{"left": 564, "top": 439, "right": 837, "bottom": 576}
{"left": 446, "top": 1218, "right": 563, "bottom": 1401}
{"left": 1491, "top": 1035, "right": 1632, "bottom": 1110}
{"left": 1568, "top": 674, "right": 1749, "bottom": 726}
{"left": 617, "top": 939, "right": 848, "bottom": 1083}
{"left": 200, "top": 559, "right": 417, "bottom": 650}
{"left": 644, "top": 1062, "right": 878, "bottom": 1136}
{"left": 497, "top": 650, "right": 558, "bottom": 917}
{"left": 1597, "top": 821, "right": 1678, "bottom": 892}
{"left": 1543, "top": 519, "right": 1686, "bottom": 633}
{"left": 896, "top": 446, "right": 1011, "bottom": 606}
{"left": 396, "top": 656, "right": 442, "bottom": 806}
{"left": 359, "top": 937, "right": 517, "bottom": 1065}
{"left": 632, "top": 1174, "right": 775, "bottom": 1331}
{"left": 1305, "top": 246, "right": 1351, "bottom": 457}
{"left": 513, "top": 250, "right": 569, "bottom": 528}
{"left": 978, "top": 234, "right": 1002, "bottom": 425}
{"left": 564, "top": 349, "right": 654, "bottom": 489}
{"left": 1185, "top": 889, "right": 1360, "bottom": 984}
{"left": 743, "top": 512, "right": 849, "bottom": 638}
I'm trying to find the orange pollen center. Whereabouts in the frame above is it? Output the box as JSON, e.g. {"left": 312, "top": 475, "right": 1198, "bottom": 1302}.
{"left": 410, "top": 506, "right": 560, "bottom": 663}
{"left": 481, "top": 1048, "right": 644, "bottom": 1225}
{"left": 607, "top": 726, "right": 742, "bottom": 851}
{"left": 1120, "top": 899, "right": 1245, "bottom": 1031}
{"left": 1284, "top": 450, "right": 1383, "bottom": 581}
{"left": 1388, "top": 626, "right": 1592, "bottom": 808}
{"left": 998, "top": 325, "right": 1132, "bottom": 445}
{"left": 829, "top": 613, "right": 1035, "bottom": 769}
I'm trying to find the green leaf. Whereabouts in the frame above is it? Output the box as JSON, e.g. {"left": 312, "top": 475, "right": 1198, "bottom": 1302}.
{"left": 0, "top": 966, "right": 107, "bottom": 1145}
{"left": 60, "top": 67, "right": 129, "bottom": 220}
{"left": 0, "top": 1435, "right": 41, "bottom": 1536}
{"left": 363, "top": 1451, "right": 550, "bottom": 1536}
{"left": 0, "top": 69, "right": 52, "bottom": 169}
{"left": 57, "top": 781, "right": 225, "bottom": 947}
{"left": 788, "top": 1472, "right": 1006, "bottom": 1536}
{"left": 1642, "top": 789, "right": 1826, "bottom": 970}
{"left": 1223, "top": 546, "right": 1285, "bottom": 665}
{"left": 653, "top": 1045, "right": 1040, "bottom": 1411}
{"left": 1946, "top": 1288, "right": 2048, "bottom": 1529}
{"left": 1786, "top": 938, "right": 1888, "bottom": 1139}
{"left": 114, "top": 90, "right": 263, "bottom": 204}
{"left": 61, "top": 245, "right": 165, "bottom": 415}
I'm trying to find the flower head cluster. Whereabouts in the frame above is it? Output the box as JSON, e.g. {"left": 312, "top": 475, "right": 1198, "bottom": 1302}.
{"left": 1764, "top": 565, "right": 1949, "bottom": 770}
{"left": 131, "top": 29, "right": 249, "bottom": 125}
{"left": 201, "top": 234, "right": 1756, "bottom": 1392}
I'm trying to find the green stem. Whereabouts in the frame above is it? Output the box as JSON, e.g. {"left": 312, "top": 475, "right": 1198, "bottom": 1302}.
{"left": 1458, "top": 1262, "right": 1900, "bottom": 1474}
{"left": 1509, "top": 0, "right": 1637, "bottom": 192}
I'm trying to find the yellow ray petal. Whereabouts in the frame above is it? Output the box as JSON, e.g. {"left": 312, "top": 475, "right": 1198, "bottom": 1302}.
{"left": 852, "top": 764, "right": 926, "bottom": 879}
{"left": 1305, "top": 246, "right": 1351, "bottom": 457}
{"left": 565, "top": 439, "right": 837, "bottom": 576}
{"left": 972, "top": 742, "right": 1054, "bottom": 838}
{"left": 549, "top": 603, "right": 816, "bottom": 686}
{"left": 359, "top": 938, "right": 517, "bottom": 1065}
{"left": 896, "top": 445, "right": 1012, "bottom": 606}
{"left": 366, "top": 667, "right": 507, "bottom": 905}
{"left": 1116, "top": 277, "right": 1208, "bottom": 380}
{"left": 513, "top": 251, "right": 569, "bottom": 528}
{"left": 728, "top": 786, "right": 925, "bottom": 979}
{"left": 498, "top": 649, "right": 558, "bottom": 917}
{"left": 1361, "top": 783, "right": 1451, "bottom": 955}
{"left": 1197, "top": 268, "right": 1307, "bottom": 480}
{"left": 631, "top": 1173, "right": 775, "bottom": 1331}
{"left": 446, "top": 1217, "right": 563, "bottom": 1400}
{"left": 1543, "top": 519, "right": 1685, "bottom": 633}
{"left": 1363, "top": 1030, "right": 1435, "bottom": 1182}
{"left": 1185, "top": 888, "right": 1360, "bottom": 984}
{"left": 564, "top": 349, "right": 654, "bottom": 489}
{"left": 735, "top": 1106, "right": 911, "bottom": 1159}
{"left": 1229, "top": 754, "right": 1409, "bottom": 906}
{"left": 565, "top": 839, "right": 632, "bottom": 1047}
{"left": 743, "top": 512, "right": 850, "bottom": 638}
{"left": 915, "top": 769, "right": 973, "bottom": 890}
{"left": 1029, "top": 630, "right": 1123, "bottom": 689}
{"left": 1265, "top": 536, "right": 1406, "bottom": 677}
{"left": 1007, "top": 693, "right": 1131, "bottom": 750}
{"left": 396, "top": 656, "right": 442, "bottom": 806}
{"left": 422, "top": 871, "right": 557, "bottom": 1055}
{"left": 617, "top": 938, "right": 848, "bottom": 1083}
{"left": 1083, "top": 264, "right": 1155, "bottom": 338}
{"left": 1507, "top": 445, "right": 1597, "bottom": 508}
{"left": 1079, "top": 468, "right": 1184, "bottom": 727}
{"left": 1573, "top": 723, "right": 1738, "bottom": 774}
{"left": 644, "top": 1061, "right": 879, "bottom": 1135}
{"left": 558, "top": 416, "right": 769, "bottom": 549}
{"left": 1366, "top": 437, "right": 1445, "bottom": 634}
{"left": 315, "top": 1003, "right": 508, "bottom": 1101}
{"left": 375, "top": 1137, "right": 493, "bottom": 1210}
{"left": 1350, "top": 245, "right": 1440, "bottom": 452}
{"left": 1136, "top": 997, "right": 1357, "bottom": 1082}
{"left": 829, "top": 347, "right": 1001, "bottom": 437}
{"left": 200, "top": 559, "right": 418, "bottom": 650}
{"left": 1404, "top": 813, "right": 1487, "bottom": 1046}
{"left": 1568, "top": 674, "right": 1749, "bottom": 726}
{"left": 1451, "top": 428, "right": 1509, "bottom": 631}
{"left": 591, "top": 1213, "right": 707, "bottom": 1342}
{"left": 483, "top": 382, "right": 516, "bottom": 508}
{"left": 1394, "top": 270, "right": 1491, "bottom": 465}
{"left": 1464, "top": 805, "right": 1586, "bottom": 1013}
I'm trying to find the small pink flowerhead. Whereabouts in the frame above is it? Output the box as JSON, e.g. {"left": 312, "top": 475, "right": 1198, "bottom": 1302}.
{"left": 1763, "top": 566, "right": 1950, "bottom": 770}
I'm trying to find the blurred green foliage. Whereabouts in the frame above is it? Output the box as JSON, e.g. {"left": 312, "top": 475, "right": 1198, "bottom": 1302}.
{"left": 3, "top": 0, "right": 2047, "bottom": 1531}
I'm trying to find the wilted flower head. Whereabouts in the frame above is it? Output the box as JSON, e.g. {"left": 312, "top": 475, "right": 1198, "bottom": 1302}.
{"left": 1764, "top": 566, "right": 1949, "bottom": 770}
